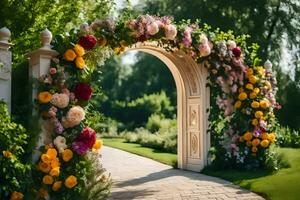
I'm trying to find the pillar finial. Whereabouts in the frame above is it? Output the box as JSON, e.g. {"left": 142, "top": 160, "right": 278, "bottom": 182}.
{"left": 0, "top": 27, "right": 11, "bottom": 43}
{"left": 40, "top": 28, "right": 53, "bottom": 48}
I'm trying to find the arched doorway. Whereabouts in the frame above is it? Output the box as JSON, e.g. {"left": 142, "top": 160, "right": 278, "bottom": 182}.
{"left": 28, "top": 33, "right": 210, "bottom": 172}
{"left": 126, "top": 42, "right": 210, "bottom": 171}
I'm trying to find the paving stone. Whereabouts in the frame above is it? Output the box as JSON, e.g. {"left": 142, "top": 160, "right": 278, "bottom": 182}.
{"left": 102, "top": 147, "right": 264, "bottom": 200}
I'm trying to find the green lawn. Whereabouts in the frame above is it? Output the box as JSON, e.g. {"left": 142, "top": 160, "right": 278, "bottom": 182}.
{"left": 102, "top": 138, "right": 177, "bottom": 167}
{"left": 103, "top": 138, "right": 300, "bottom": 200}
{"left": 202, "top": 148, "right": 300, "bottom": 200}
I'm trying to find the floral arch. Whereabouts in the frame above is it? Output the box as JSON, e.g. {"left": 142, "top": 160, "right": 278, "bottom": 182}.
{"left": 28, "top": 15, "right": 279, "bottom": 199}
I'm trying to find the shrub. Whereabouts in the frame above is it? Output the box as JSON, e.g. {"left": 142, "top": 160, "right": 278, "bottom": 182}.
{"left": 122, "top": 116, "right": 177, "bottom": 153}
{"left": 276, "top": 126, "right": 300, "bottom": 148}
{"left": 0, "top": 101, "right": 32, "bottom": 199}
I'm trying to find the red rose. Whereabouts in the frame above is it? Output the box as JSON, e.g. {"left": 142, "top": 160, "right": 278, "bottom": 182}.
{"left": 78, "top": 127, "right": 97, "bottom": 149}
{"left": 78, "top": 35, "right": 97, "bottom": 50}
{"left": 74, "top": 83, "right": 92, "bottom": 101}
{"left": 232, "top": 47, "right": 242, "bottom": 57}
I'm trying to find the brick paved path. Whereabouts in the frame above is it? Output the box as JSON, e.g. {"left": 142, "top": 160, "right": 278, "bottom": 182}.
{"left": 102, "top": 146, "right": 264, "bottom": 200}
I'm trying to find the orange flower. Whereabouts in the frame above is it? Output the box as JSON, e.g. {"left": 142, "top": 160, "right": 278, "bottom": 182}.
{"left": 238, "top": 92, "right": 247, "bottom": 101}
{"left": 255, "top": 111, "right": 263, "bottom": 119}
{"left": 253, "top": 88, "right": 260, "bottom": 94}
{"left": 64, "top": 49, "right": 77, "bottom": 61}
{"left": 234, "top": 101, "right": 242, "bottom": 109}
{"left": 243, "top": 131, "right": 253, "bottom": 141}
{"left": 62, "top": 149, "right": 73, "bottom": 162}
{"left": 3, "top": 150, "right": 12, "bottom": 158}
{"left": 39, "top": 162, "right": 51, "bottom": 173}
{"left": 251, "top": 138, "right": 261, "bottom": 146}
{"left": 251, "top": 101, "right": 260, "bottom": 109}
{"left": 246, "top": 83, "right": 254, "bottom": 90}
{"left": 50, "top": 167, "right": 60, "bottom": 177}
{"left": 73, "top": 44, "right": 85, "bottom": 57}
{"left": 261, "top": 139, "right": 270, "bottom": 148}
{"left": 92, "top": 139, "right": 103, "bottom": 151}
{"left": 10, "top": 191, "right": 24, "bottom": 200}
{"left": 248, "top": 75, "right": 257, "bottom": 84}
{"left": 64, "top": 175, "right": 77, "bottom": 189}
{"left": 75, "top": 57, "right": 86, "bottom": 69}
{"left": 249, "top": 92, "right": 257, "bottom": 99}
{"left": 52, "top": 181, "right": 62, "bottom": 192}
{"left": 46, "top": 148, "right": 57, "bottom": 160}
{"left": 38, "top": 92, "right": 52, "bottom": 104}
{"left": 251, "top": 146, "right": 258, "bottom": 153}
{"left": 268, "top": 133, "right": 276, "bottom": 143}
{"left": 259, "top": 100, "right": 269, "bottom": 109}
{"left": 51, "top": 158, "right": 60, "bottom": 168}
{"left": 251, "top": 119, "right": 258, "bottom": 126}
{"left": 43, "top": 175, "right": 54, "bottom": 185}
{"left": 41, "top": 154, "right": 51, "bottom": 164}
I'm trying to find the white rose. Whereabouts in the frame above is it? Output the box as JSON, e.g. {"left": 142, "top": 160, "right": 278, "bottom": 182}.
{"left": 164, "top": 24, "right": 177, "bottom": 40}
{"left": 53, "top": 136, "right": 67, "bottom": 153}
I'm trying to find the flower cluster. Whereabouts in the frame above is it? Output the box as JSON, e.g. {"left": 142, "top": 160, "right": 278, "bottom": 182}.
{"left": 37, "top": 147, "right": 77, "bottom": 196}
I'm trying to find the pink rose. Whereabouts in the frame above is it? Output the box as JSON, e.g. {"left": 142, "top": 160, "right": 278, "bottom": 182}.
{"left": 49, "top": 68, "right": 57, "bottom": 75}
{"left": 164, "top": 24, "right": 177, "bottom": 40}
{"left": 199, "top": 43, "right": 211, "bottom": 57}
{"left": 146, "top": 22, "right": 159, "bottom": 35}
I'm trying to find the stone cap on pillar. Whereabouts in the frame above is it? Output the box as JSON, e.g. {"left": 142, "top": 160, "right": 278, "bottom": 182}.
{"left": 0, "top": 27, "right": 13, "bottom": 50}
{"left": 26, "top": 28, "right": 59, "bottom": 66}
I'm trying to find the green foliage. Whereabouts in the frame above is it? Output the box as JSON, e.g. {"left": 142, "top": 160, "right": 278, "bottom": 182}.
{"left": 106, "top": 91, "right": 175, "bottom": 130}
{"left": 122, "top": 115, "right": 177, "bottom": 153}
{"left": 0, "top": 101, "right": 32, "bottom": 199}
{"left": 276, "top": 126, "right": 300, "bottom": 148}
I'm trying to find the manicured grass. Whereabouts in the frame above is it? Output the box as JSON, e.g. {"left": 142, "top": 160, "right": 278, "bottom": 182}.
{"left": 102, "top": 137, "right": 177, "bottom": 167}
{"left": 203, "top": 148, "right": 300, "bottom": 200}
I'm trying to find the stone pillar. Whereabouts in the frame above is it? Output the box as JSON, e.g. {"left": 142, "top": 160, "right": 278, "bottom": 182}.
{"left": 27, "top": 29, "right": 58, "bottom": 160}
{"left": 0, "top": 27, "right": 13, "bottom": 112}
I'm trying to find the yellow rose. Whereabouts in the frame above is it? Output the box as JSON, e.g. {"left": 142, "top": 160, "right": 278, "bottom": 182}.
{"left": 38, "top": 188, "right": 48, "bottom": 198}
{"left": 43, "top": 175, "right": 54, "bottom": 185}
{"left": 75, "top": 57, "right": 86, "bottom": 69}
{"left": 50, "top": 167, "right": 60, "bottom": 177}
{"left": 261, "top": 139, "right": 270, "bottom": 148}
{"left": 64, "top": 49, "right": 77, "bottom": 61}
{"left": 246, "top": 83, "right": 254, "bottom": 90}
{"left": 268, "top": 133, "right": 276, "bottom": 143}
{"left": 238, "top": 87, "right": 244, "bottom": 93}
{"left": 41, "top": 154, "right": 51, "bottom": 164}
{"left": 249, "top": 92, "right": 257, "bottom": 99}
{"left": 251, "top": 101, "right": 260, "bottom": 109}
{"left": 51, "top": 158, "right": 60, "bottom": 168}
{"left": 10, "top": 191, "right": 24, "bottom": 200}
{"left": 252, "top": 138, "right": 261, "bottom": 146}
{"left": 52, "top": 181, "right": 62, "bottom": 192}
{"left": 38, "top": 91, "right": 52, "bottom": 104}
{"left": 256, "top": 66, "right": 265, "bottom": 76}
{"left": 243, "top": 131, "right": 253, "bottom": 141}
{"left": 113, "top": 47, "right": 122, "bottom": 54}
{"left": 64, "top": 175, "right": 77, "bottom": 189}
{"left": 39, "top": 162, "right": 51, "bottom": 173}
{"left": 73, "top": 44, "right": 85, "bottom": 57}
{"left": 251, "top": 119, "right": 258, "bottom": 126}
{"left": 251, "top": 146, "right": 258, "bottom": 153}
{"left": 248, "top": 75, "right": 257, "bottom": 84}
{"left": 62, "top": 149, "right": 73, "bottom": 162}
{"left": 3, "top": 150, "right": 12, "bottom": 158}
{"left": 93, "top": 139, "right": 103, "bottom": 151}
{"left": 234, "top": 101, "right": 242, "bottom": 109}
{"left": 260, "top": 100, "right": 269, "bottom": 109}
{"left": 46, "top": 148, "right": 57, "bottom": 160}
{"left": 253, "top": 88, "right": 260, "bottom": 94}
{"left": 246, "top": 68, "right": 254, "bottom": 76}
{"left": 255, "top": 111, "right": 263, "bottom": 119}
{"left": 265, "top": 80, "right": 272, "bottom": 89}
{"left": 261, "top": 132, "right": 268, "bottom": 140}
{"left": 238, "top": 92, "right": 247, "bottom": 101}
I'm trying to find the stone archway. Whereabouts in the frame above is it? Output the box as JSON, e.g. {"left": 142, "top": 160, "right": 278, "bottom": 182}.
{"left": 28, "top": 31, "right": 210, "bottom": 173}
{"left": 126, "top": 42, "right": 210, "bottom": 171}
